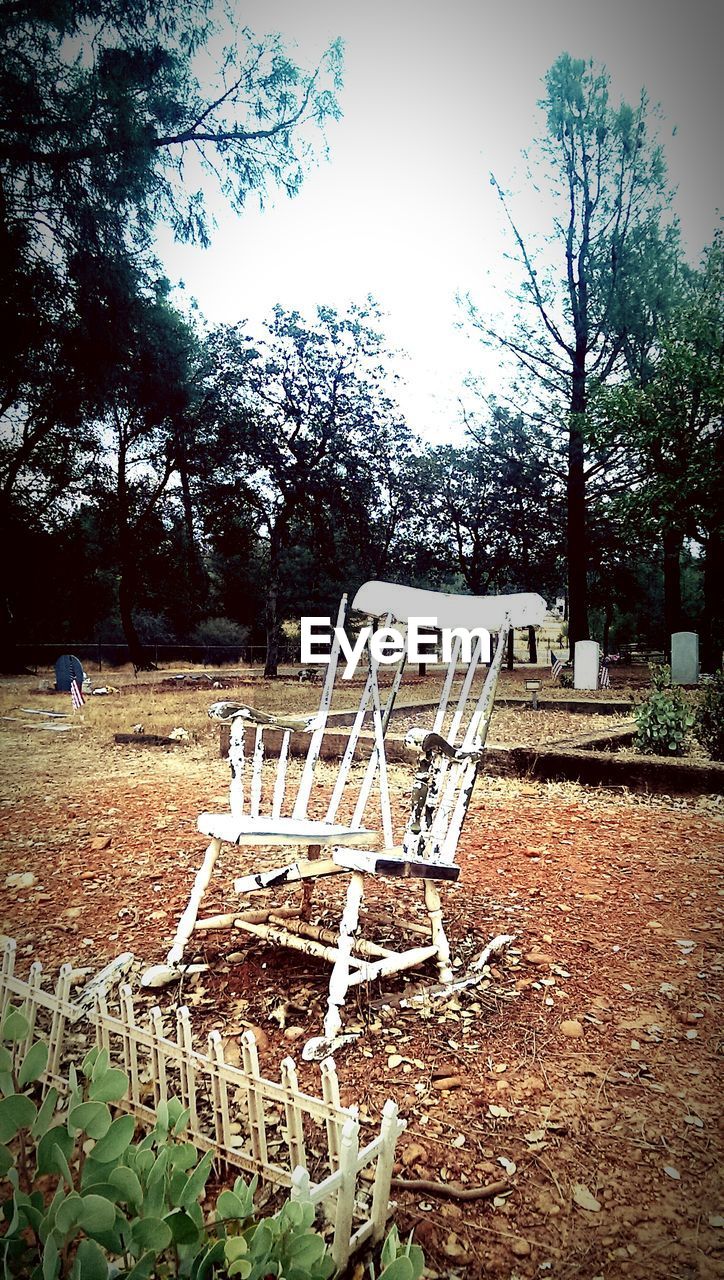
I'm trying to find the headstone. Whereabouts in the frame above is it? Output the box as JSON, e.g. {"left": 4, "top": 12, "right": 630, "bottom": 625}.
{"left": 54, "top": 654, "right": 85, "bottom": 692}
{"left": 573, "top": 640, "right": 600, "bottom": 690}
{"left": 671, "top": 632, "right": 699, "bottom": 685}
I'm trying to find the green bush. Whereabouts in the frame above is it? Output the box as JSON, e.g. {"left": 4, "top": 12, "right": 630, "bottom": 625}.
{"left": 189, "top": 618, "right": 249, "bottom": 666}
{"left": 634, "top": 664, "right": 694, "bottom": 756}
{"left": 0, "top": 1005, "right": 420, "bottom": 1279}
{"left": 693, "top": 670, "right": 724, "bottom": 761}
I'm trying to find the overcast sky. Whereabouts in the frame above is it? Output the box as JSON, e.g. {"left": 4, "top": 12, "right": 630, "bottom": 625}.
{"left": 157, "top": 0, "right": 723, "bottom": 441}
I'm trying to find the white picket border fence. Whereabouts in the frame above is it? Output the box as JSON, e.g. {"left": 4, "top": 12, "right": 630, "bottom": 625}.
{"left": 0, "top": 938, "right": 405, "bottom": 1270}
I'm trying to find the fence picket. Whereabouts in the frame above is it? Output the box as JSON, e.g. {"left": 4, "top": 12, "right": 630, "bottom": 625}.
{"left": 280, "top": 1057, "right": 307, "bottom": 1173}
{"left": 0, "top": 939, "right": 404, "bottom": 1264}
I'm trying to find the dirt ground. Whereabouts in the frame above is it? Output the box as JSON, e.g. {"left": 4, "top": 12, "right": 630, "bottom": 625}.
{"left": 0, "top": 671, "right": 722, "bottom": 1280}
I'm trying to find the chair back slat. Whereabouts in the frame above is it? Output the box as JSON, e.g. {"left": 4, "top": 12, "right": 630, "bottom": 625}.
{"left": 435, "top": 623, "right": 509, "bottom": 862}
{"left": 219, "top": 585, "right": 542, "bottom": 868}
{"left": 229, "top": 719, "right": 245, "bottom": 817}
{"left": 349, "top": 640, "right": 407, "bottom": 841}
{"left": 432, "top": 634, "right": 461, "bottom": 734}
{"left": 292, "top": 595, "right": 347, "bottom": 820}
{"left": 250, "top": 727, "right": 264, "bottom": 818}
{"left": 271, "top": 730, "right": 291, "bottom": 819}
{"left": 324, "top": 613, "right": 396, "bottom": 826}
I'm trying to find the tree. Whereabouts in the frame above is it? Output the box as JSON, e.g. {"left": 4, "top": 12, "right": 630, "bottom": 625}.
{"left": 200, "top": 303, "right": 411, "bottom": 676}
{"left": 594, "top": 231, "right": 724, "bottom": 668}
{"left": 468, "top": 54, "right": 676, "bottom": 647}
{"left": 81, "top": 271, "right": 197, "bottom": 669}
{"left": 422, "top": 408, "right": 563, "bottom": 604}
{"left": 0, "top": 0, "right": 342, "bottom": 666}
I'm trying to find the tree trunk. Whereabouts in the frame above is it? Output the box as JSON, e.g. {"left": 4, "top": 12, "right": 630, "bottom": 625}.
{"left": 567, "top": 381, "right": 589, "bottom": 647}
{"left": 176, "top": 433, "right": 207, "bottom": 614}
{"left": 116, "top": 431, "right": 153, "bottom": 671}
{"left": 506, "top": 627, "right": 514, "bottom": 670}
{"left": 264, "top": 521, "right": 283, "bottom": 679}
{"left": 701, "top": 528, "right": 723, "bottom": 673}
{"left": 118, "top": 566, "right": 152, "bottom": 671}
{"left": 527, "top": 625, "right": 537, "bottom": 663}
{"left": 662, "top": 527, "right": 683, "bottom": 650}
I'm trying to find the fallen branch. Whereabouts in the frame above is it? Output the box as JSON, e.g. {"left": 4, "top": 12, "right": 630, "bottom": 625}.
{"left": 390, "top": 1176, "right": 511, "bottom": 1202}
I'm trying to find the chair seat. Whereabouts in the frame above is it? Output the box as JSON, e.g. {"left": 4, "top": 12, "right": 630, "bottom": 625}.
{"left": 197, "top": 812, "right": 378, "bottom": 847}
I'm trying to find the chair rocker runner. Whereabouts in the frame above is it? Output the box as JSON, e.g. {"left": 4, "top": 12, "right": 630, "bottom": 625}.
{"left": 144, "top": 582, "right": 546, "bottom": 1058}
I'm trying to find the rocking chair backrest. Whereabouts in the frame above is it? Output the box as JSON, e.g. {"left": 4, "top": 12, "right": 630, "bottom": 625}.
{"left": 221, "top": 581, "right": 546, "bottom": 855}
{"left": 223, "top": 594, "right": 410, "bottom": 846}
{"left": 349, "top": 582, "right": 547, "bottom": 865}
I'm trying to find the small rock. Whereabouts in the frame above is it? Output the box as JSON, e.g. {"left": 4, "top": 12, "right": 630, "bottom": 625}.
{"left": 511, "top": 1238, "right": 531, "bottom": 1257}
{"left": 525, "top": 950, "right": 554, "bottom": 966}
{"left": 560, "top": 1019, "right": 584, "bottom": 1038}
{"left": 5, "top": 872, "right": 36, "bottom": 889}
{"left": 283, "top": 1026, "right": 305, "bottom": 1041}
{"left": 90, "top": 836, "right": 111, "bottom": 851}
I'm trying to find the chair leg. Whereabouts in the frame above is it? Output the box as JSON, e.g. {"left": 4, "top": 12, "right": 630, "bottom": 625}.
{"left": 300, "top": 844, "right": 321, "bottom": 922}
{"left": 424, "top": 879, "right": 453, "bottom": 984}
{"left": 167, "top": 838, "right": 222, "bottom": 967}
{"left": 323, "top": 871, "right": 364, "bottom": 1041}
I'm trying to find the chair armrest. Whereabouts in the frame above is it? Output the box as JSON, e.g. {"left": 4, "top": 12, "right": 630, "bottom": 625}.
{"left": 208, "top": 701, "right": 314, "bottom": 731}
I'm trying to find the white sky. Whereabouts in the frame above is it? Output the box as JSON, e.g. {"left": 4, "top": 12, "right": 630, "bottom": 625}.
{"left": 157, "top": 0, "right": 723, "bottom": 442}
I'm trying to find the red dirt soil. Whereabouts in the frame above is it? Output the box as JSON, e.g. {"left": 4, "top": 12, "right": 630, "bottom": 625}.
{"left": 0, "top": 722, "right": 722, "bottom": 1280}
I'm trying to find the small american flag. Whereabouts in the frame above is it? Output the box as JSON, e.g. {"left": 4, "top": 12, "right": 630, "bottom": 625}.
{"left": 70, "top": 678, "right": 85, "bottom": 710}
{"left": 598, "top": 664, "right": 610, "bottom": 690}
{"left": 551, "top": 653, "right": 564, "bottom": 680}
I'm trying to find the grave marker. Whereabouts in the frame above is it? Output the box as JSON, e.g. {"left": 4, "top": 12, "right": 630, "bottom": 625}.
{"left": 54, "top": 653, "right": 85, "bottom": 692}
{"left": 671, "top": 632, "right": 699, "bottom": 685}
{"left": 574, "top": 640, "right": 600, "bottom": 690}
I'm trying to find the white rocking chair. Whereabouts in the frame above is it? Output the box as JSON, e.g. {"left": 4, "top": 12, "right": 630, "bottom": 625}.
{"left": 144, "top": 582, "right": 546, "bottom": 1057}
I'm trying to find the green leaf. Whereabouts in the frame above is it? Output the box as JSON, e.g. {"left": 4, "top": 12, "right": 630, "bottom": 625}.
{"left": 37, "top": 1126, "right": 74, "bottom": 1178}
{"left": 78, "top": 1194, "right": 116, "bottom": 1237}
{"left": 147, "top": 1146, "right": 170, "bottom": 1187}
{"left": 18, "top": 1040, "right": 49, "bottom": 1087}
{"left": 91, "top": 1113, "right": 135, "bottom": 1163}
{"left": 72, "top": 1239, "right": 108, "bottom": 1280}
{"left": 90, "top": 1049, "right": 109, "bottom": 1081}
{"left": 125, "top": 1251, "right": 158, "bottom": 1280}
{"left": 164, "top": 1208, "right": 201, "bottom": 1245}
{"left": 287, "top": 1233, "right": 327, "bottom": 1266}
{"left": 215, "top": 1189, "right": 249, "bottom": 1223}
{"left": 0, "top": 1046, "right": 12, "bottom": 1072}
{"left": 191, "top": 1240, "right": 226, "bottom": 1280}
{"left": 68, "top": 1102, "right": 112, "bottom": 1140}
{"left": 378, "top": 1257, "right": 415, "bottom": 1280}
{"left": 32, "top": 1087, "right": 59, "bottom": 1139}
{"left": 178, "top": 1149, "right": 214, "bottom": 1208}
{"left": 172, "top": 1106, "right": 190, "bottom": 1136}
{"left": 42, "top": 1233, "right": 60, "bottom": 1280}
{"left": 227, "top": 1260, "right": 251, "bottom": 1279}
{"left": 81, "top": 1047, "right": 99, "bottom": 1079}
{"left": 0, "top": 1094, "right": 37, "bottom": 1141}
{"left": 132, "top": 1216, "right": 172, "bottom": 1252}
{"left": 0, "top": 1143, "right": 14, "bottom": 1175}
{"left": 88, "top": 1068, "right": 129, "bottom": 1104}
{"left": 1, "top": 1006, "right": 30, "bottom": 1042}
{"left": 108, "top": 1166, "right": 142, "bottom": 1210}
{"left": 224, "top": 1238, "right": 249, "bottom": 1263}
{"left": 55, "top": 1192, "right": 83, "bottom": 1236}
{"left": 168, "top": 1142, "right": 198, "bottom": 1170}
{"left": 80, "top": 1156, "right": 118, "bottom": 1191}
